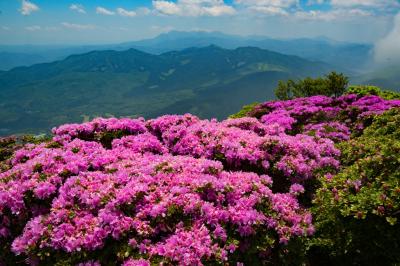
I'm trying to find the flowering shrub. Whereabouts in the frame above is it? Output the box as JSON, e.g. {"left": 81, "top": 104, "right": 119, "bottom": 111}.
{"left": 303, "top": 122, "right": 350, "bottom": 142}
{"left": 0, "top": 135, "right": 50, "bottom": 166}
{"left": 1, "top": 92, "right": 399, "bottom": 265}
{"left": 1, "top": 113, "right": 335, "bottom": 265}
{"left": 346, "top": 85, "right": 400, "bottom": 100}
{"left": 248, "top": 94, "right": 400, "bottom": 138}
{"left": 318, "top": 108, "right": 400, "bottom": 224}
{"left": 10, "top": 153, "right": 314, "bottom": 265}
{"left": 310, "top": 108, "right": 400, "bottom": 265}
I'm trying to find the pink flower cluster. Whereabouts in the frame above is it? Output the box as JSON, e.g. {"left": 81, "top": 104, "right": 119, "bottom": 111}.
{"left": 1, "top": 94, "right": 398, "bottom": 264}
{"left": 304, "top": 122, "right": 350, "bottom": 142}
{"left": 253, "top": 94, "right": 400, "bottom": 139}
{"left": 0, "top": 113, "right": 335, "bottom": 264}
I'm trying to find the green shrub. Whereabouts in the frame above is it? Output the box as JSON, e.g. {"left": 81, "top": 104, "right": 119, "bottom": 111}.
{"left": 0, "top": 135, "right": 50, "bottom": 171}
{"left": 309, "top": 108, "right": 400, "bottom": 265}
{"left": 346, "top": 85, "right": 400, "bottom": 100}
{"left": 229, "top": 102, "right": 259, "bottom": 119}
{"left": 275, "top": 72, "right": 349, "bottom": 100}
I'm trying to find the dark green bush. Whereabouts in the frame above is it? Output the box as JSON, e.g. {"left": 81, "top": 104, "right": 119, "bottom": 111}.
{"left": 275, "top": 72, "right": 349, "bottom": 100}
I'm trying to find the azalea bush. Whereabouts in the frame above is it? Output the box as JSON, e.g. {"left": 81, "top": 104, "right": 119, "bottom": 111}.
{"left": 249, "top": 93, "right": 400, "bottom": 138}
{"left": 0, "top": 135, "right": 50, "bottom": 172}
{"left": 0, "top": 116, "right": 334, "bottom": 265}
{"left": 1, "top": 93, "right": 400, "bottom": 265}
{"left": 346, "top": 85, "right": 400, "bottom": 100}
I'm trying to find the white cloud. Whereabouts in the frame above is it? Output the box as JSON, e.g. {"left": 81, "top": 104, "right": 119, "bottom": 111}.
{"left": 152, "top": 0, "right": 236, "bottom": 16}
{"left": 96, "top": 7, "right": 115, "bottom": 15}
{"left": 25, "top": 25, "right": 41, "bottom": 31}
{"left": 70, "top": 4, "right": 86, "bottom": 14}
{"left": 1, "top": 26, "right": 11, "bottom": 31}
{"left": 294, "top": 8, "right": 372, "bottom": 21}
{"left": 374, "top": 12, "right": 400, "bottom": 64}
{"left": 330, "top": 0, "right": 398, "bottom": 8}
{"left": 235, "top": 0, "right": 298, "bottom": 16}
{"left": 61, "top": 22, "right": 95, "bottom": 30}
{"left": 203, "top": 5, "right": 236, "bottom": 16}
{"left": 24, "top": 25, "right": 60, "bottom": 32}
{"left": 153, "top": 1, "right": 181, "bottom": 15}
{"left": 117, "top": 8, "right": 137, "bottom": 17}
{"left": 248, "top": 6, "right": 288, "bottom": 15}
{"left": 136, "top": 7, "right": 152, "bottom": 16}
{"left": 19, "top": 0, "right": 39, "bottom": 16}
{"left": 235, "top": 0, "right": 298, "bottom": 8}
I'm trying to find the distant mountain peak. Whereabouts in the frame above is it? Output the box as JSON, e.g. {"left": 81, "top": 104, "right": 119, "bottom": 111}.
{"left": 157, "top": 30, "right": 230, "bottom": 39}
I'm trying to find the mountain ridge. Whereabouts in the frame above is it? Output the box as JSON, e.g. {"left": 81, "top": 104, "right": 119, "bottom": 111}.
{"left": 0, "top": 31, "right": 371, "bottom": 71}
{"left": 0, "top": 45, "right": 335, "bottom": 135}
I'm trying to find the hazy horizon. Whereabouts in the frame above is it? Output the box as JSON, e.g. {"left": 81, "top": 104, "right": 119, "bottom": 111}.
{"left": 0, "top": 29, "right": 375, "bottom": 47}
{"left": 0, "top": 0, "right": 399, "bottom": 46}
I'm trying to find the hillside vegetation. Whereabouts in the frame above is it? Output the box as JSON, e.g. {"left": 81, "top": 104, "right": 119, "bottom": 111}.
{"left": 0, "top": 46, "right": 333, "bottom": 136}
{"left": 1, "top": 83, "right": 400, "bottom": 265}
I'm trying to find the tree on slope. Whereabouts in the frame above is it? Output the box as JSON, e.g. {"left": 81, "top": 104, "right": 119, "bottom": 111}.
{"left": 275, "top": 72, "right": 349, "bottom": 100}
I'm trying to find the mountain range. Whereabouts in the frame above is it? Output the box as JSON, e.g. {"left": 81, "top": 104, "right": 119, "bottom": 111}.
{"left": 0, "top": 31, "right": 372, "bottom": 71}
{"left": 0, "top": 45, "right": 334, "bottom": 135}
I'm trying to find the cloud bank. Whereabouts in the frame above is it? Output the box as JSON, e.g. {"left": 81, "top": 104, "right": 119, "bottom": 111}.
{"left": 374, "top": 12, "right": 400, "bottom": 65}
{"left": 61, "top": 22, "right": 96, "bottom": 30}
{"left": 152, "top": 0, "right": 236, "bottom": 16}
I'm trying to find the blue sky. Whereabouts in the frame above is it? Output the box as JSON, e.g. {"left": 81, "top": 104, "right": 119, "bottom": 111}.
{"left": 0, "top": 0, "right": 399, "bottom": 45}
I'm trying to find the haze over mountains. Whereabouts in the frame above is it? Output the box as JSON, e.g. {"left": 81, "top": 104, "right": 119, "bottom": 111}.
{"left": 356, "top": 65, "right": 400, "bottom": 91}
{"left": 0, "top": 45, "right": 333, "bottom": 135}
{"left": 0, "top": 31, "right": 372, "bottom": 71}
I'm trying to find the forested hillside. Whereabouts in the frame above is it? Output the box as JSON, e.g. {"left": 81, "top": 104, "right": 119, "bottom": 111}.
{"left": 0, "top": 46, "right": 333, "bottom": 135}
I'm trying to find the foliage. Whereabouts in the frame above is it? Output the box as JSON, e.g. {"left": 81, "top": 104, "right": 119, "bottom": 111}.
{"left": 0, "top": 135, "right": 50, "bottom": 170}
{"left": 274, "top": 72, "right": 349, "bottom": 100}
{"left": 234, "top": 91, "right": 400, "bottom": 263}
{"left": 346, "top": 85, "right": 400, "bottom": 100}
{"left": 310, "top": 108, "right": 400, "bottom": 264}
{"left": 0, "top": 137, "right": 17, "bottom": 162}
{"left": 325, "top": 71, "right": 349, "bottom": 97}
{"left": 248, "top": 93, "right": 400, "bottom": 139}
{"left": 229, "top": 102, "right": 259, "bottom": 119}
